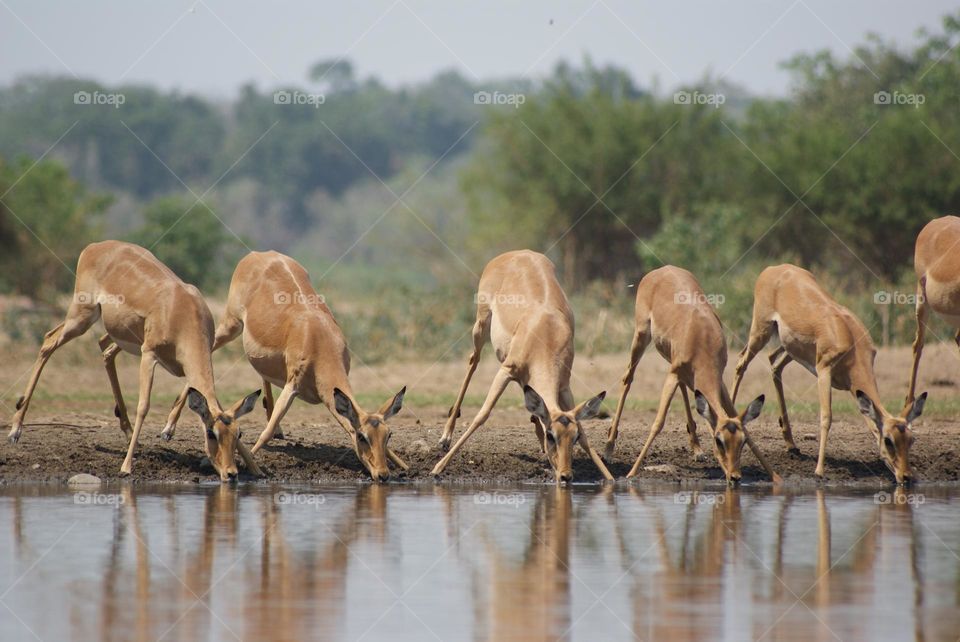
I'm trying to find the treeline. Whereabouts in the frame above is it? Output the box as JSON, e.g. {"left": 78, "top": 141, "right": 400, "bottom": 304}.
{"left": 2, "top": 15, "right": 960, "bottom": 353}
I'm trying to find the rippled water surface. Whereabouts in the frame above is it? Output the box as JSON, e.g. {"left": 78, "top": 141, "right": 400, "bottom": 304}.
{"left": 1, "top": 483, "right": 959, "bottom": 641}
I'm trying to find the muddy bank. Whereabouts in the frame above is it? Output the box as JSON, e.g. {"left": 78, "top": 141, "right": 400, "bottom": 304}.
{"left": 2, "top": 407, "right": 958, "bottom": 486}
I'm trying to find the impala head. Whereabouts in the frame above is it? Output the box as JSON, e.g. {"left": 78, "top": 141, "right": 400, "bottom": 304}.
{"left": 524, "top": 385, "right": 606, "bottom": 484}
{"left": 186, "top": 388, "right": 261, "bottom": 482}
{"left": 333, "top": 387, "right": 406, "bottom": 483}
{"left": 857, "top": 390, "right": 925, "bottom": 485}
{"left": 695, "top": 390, "right": 764, "bottom": 484}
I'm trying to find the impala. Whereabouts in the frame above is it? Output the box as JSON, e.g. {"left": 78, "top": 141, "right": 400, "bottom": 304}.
{"left": 431, "top": 250, "right": 612, "bottom": 483}
{"left": 906, "top": 215, "right": 960, "bottom": 405}
{"left": 604, "top": 266, "right": 780, "bottom": 483}
{"left": 162, "top": 251, "right": 408, "bottom": 482}
{"left": 732, "top": 264, "right": 926, "bottom": 483}
{"left": 8, "top": 241, "right": 262, "bottom": 481}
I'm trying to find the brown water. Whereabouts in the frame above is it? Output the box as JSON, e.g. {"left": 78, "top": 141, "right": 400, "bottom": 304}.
{"left": 1, "top": 483, "right": 958, "bottom": 641}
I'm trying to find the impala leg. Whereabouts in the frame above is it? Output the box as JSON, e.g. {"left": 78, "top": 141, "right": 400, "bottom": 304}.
{"left": 98, "top": 334, "right": 132, "bottom": 438}
{"left": 814, "top": 367, "right": 833, "bottom": 479}
{"left": 160, "top": 385, "right": 190, "bottom": 441}
{"left": 678, "top": 384, "right": 705, "bottom": 460}
{"left": 439, "top": 313, "right": 489, "bottom": 450}
{"left": 251, "top": 383, "right": 297, "bottom": 454}
{"left": 161, "top": 314, "right": 243, "bottom": 441}
{"left": 236, "top": 440, "right": 263, "bottom": 477}
{"left": 742, "top": 428, "right": 783, "bottom": 484}
{"left": 905, "top": 281, "right": 929, "bottom": 405}
{"left": 770, "top": 348, "right": 798, "bottom": 452}
{"left": 261, "top": 380, "right": 285, "bottom": 439}
{"left": 120, "top": 351, "right": 158, "bottom": 475}
{"left": 560, "top": 385, "right": 613, "bottom": 480}
{"left": 432, "top": 366, "right": 512, "bottom": 476}
{"left": 627, "top": 373, "right": 680, "bottom": 478}
{"left": 9, "top": 301, "right": 100, "bottom": 444}
{"left": 732, "top": 320, "right": 775, "bottom": 404}
{"left": 605, "top": 328, "right": 650, "bottom": 461}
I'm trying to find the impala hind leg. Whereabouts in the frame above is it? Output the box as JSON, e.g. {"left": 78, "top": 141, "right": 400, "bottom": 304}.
{"left": 678, "top": 384, "right": 705, "bottom": 460}
{"left": 432, "top": 366, "right": 512, "bottom": 476}
{"left": 905, "top": 280, "right": 929, "bottom": 405}
{"left": 99, "top": 334, "right": 132, "bottom": 438}
{"left": 769, "top": 347, "right": 799, "bottom": 452}
{"left": 439, "top": 311, "right": 490, "bottom": 450}
{"left": 605, "top": 327, "right": 650, "bottom": 461}
{"left": 251, "top": 383, "right": 297, "bottom": 454}
{"left": 9, "top": 301, "right": 100, "bottom": 443}
{"left": 262, "top": 380, "right": 284, "bottom": 439}
{"left": 627, "top": 373, "right": 680, "bottom": 478}
{"left": 120, "top": 351, "right": 158, "bottom": 475}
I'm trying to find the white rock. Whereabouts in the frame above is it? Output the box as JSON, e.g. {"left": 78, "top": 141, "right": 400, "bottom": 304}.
{"left": 67, "top": 473, "right": 102, "bottom": 487}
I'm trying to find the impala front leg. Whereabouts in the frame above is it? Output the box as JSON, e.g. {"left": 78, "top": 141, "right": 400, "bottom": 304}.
{"left": 627, "top": 372, "right": 679, "bottom": 478}
{"left": 579, "top": 434, "right": 614, "bottom": 481}
{"left": 121, "top": 351, "right": 158, "bottom": 475}
{"left": 814, "top": 366, "right": 833, "bottom": 479}
{"left": 251, "top": 383, "right": 297, "bottom": 453}
{"left": 432, "top": 366, "right": 512, "bottom": 476}
{"left": 605, "top": 328, "right": 650, "bottom": 461}
{"left": 439, "top": 313, "right": 489, "bottom": 450}
{"left": 769, "top": 347, "right": 798, "bottom": 452}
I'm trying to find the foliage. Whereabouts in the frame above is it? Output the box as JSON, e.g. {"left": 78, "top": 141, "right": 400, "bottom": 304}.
{"left": 0, "top": 155, "right": 109, "bottom": 297}
{"left": 127, "top": 196, "right": 246, "bottom": 291}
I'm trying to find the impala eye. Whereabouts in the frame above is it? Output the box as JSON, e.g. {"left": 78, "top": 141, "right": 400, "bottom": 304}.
{"left": 206, "top": 428, "right": 216, "bottom": 440}
{"left": 715, "top": 436, "right": 725, "bottom": 452}
{"left": 884, "top": 436, "right": 895, "bottom": 450}
{"left": 357, "top": 432, "right": 369, "bottom": 445}
{"left": 546, "top": 432, "right": 556, "bottom": 444}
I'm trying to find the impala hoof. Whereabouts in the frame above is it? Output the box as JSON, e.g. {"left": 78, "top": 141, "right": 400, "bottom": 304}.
{"left": 602, "top": 442, "right": 615, "bottom": 463}
{"left": 437, "top": 437, "right": 451, "bottom": 452}
{"left": 8, "top": 433, "right": 20, "bottom": 445}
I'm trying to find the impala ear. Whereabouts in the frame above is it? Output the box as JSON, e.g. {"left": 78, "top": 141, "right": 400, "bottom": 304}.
{"left": 333, "top": 388, "right": 361, "bottom": 429}
{"left": 575, "top": 391, "right": 606, "bottom": 421}
{"left": 186, "top": 388, "right": 214, "bottom": 426}
{"left": 232, "top": 390, "right": 261, "bottom": 419}
{"left": 694, "top": 390, "right": 718, "bottom": 426}
{"left": 379, "top": 386, "right": 406, "bottom": 420}
{"left": 904, "top": 391, "right": 927, "bottom": 424}
{"left": 856, "top": 390, "right": 884, "bottom": 431}
{"left": 741, "top": 394, "right": 765, "bottom": 424}
{"left": 523, "top": 385, "right": 551, "bottom": 426}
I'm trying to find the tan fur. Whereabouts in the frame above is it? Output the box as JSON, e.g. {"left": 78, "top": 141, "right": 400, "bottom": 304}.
{"left": 163, "top": 251, "right": 408, "bottom": 482}
{"left": 431, "top": 250, "right": 612, "bottom": 483}
{"left": 605, "top": 266, "right": 779, "bottom": 482}
{"left": 732, "top": 264, "right": 925, "bottom": 483}
{"left": 8, "top": 241, "right": 261, "bottom": 480}
{"left": 906, "top": 215, "right": 960, "bottom": 401}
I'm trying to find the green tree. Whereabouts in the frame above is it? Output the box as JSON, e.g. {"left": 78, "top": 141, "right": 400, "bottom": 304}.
{"left": 128, "top": 196, "right": 246, "bottom": 291}
{"left": 0, "top": 155, "right": 109, "bottom": 297}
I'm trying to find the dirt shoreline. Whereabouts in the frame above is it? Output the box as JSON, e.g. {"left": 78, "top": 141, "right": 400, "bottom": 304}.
{"left": 2, "top": 407, "right": 958, "bottom": 486}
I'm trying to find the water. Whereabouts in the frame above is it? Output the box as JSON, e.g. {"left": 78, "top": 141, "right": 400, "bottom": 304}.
{"left": 1, "top": 483, "right": 958, "bottom": 642}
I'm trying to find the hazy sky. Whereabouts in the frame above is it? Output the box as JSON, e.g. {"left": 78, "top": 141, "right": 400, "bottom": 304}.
{"left": 1, "top": 1, "right": 955, "bottom": 97}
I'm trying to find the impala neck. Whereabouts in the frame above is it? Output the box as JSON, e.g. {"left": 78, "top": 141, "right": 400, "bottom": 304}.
{"left": 695, "top": 368, "right": 737, "bottom": 419}
{"left": 848, "top": 365, "right": 891, "bottom": 419}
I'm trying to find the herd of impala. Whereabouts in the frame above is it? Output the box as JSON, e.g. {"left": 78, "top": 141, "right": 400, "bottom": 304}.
{"left": 9, "top": 215, "right": 960, "bottom": 486}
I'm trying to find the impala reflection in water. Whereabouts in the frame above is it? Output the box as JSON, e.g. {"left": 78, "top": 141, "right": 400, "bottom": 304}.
{"left": 1, "top": 484, "right": 959, "bottom": 641}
